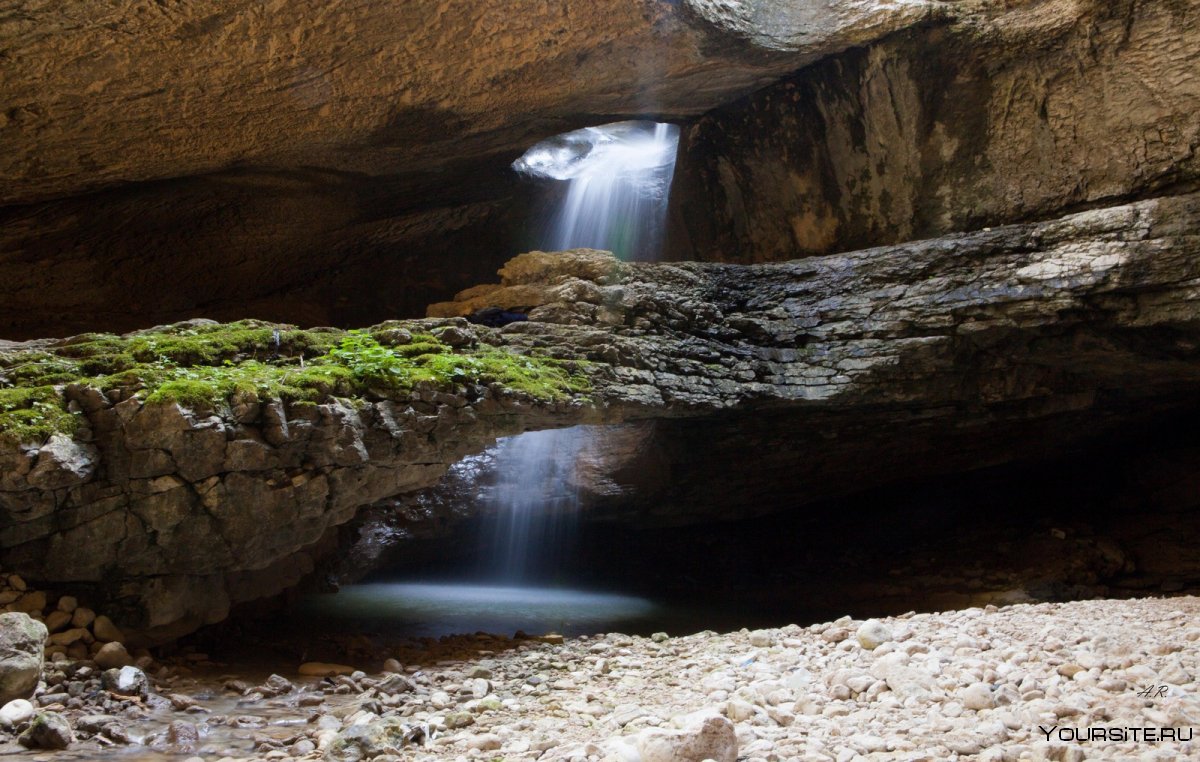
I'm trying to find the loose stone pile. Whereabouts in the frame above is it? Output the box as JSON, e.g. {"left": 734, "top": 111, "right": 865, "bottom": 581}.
{"left": 0, "top": 573, "right": 134, "bottom": 666}
{"left": 0, "top": 595, "right": 1197, "bottom": 760}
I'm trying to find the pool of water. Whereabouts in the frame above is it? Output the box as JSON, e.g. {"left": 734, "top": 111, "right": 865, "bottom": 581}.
{"left": 292, "top": 582, "right": 671, "bottom": 639}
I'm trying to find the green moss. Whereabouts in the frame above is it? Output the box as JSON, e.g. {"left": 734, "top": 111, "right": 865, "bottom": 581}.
{"left": 0, "top": 386, "right": 78, "bottom": 444}
{"left": 140, "top": 361, "right": 359, "bottom": 409}
{"left": 0, "top": 319, "right": 589, "bottom": 441}
{"left": 324, "top": 331, "right": 585, "bottom": 400}
{"left": 52, "top": 322, "right": 338, "bottom": 376}
{"left": 1, "top": 352, "right": 82, "bottom": 386}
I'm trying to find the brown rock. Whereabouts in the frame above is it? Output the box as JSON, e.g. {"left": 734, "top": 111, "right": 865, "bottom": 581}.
{"left": 91, "top": 616, "right": 124, "bottom": 644}
{"left": 11, "top": 592, "right": 46, "bottom": 615}
{"left": 43, "top": 611, "right": 71, "bottom": 634}
{"left": 94, "top": 642, "right": 133, "bottom": 670}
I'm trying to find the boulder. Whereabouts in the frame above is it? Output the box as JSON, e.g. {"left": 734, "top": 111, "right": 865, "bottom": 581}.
{"left": 94, "top": 642, "right": 133, "bottom": 670}
{"left": 17, "top": 712, "right": 73, "bottom": 750}
{"left": 91, "top": 616, "right": 124, "bottom": 643}
{"left": 629, "top": 712, "right": 737, "bottom": 762}
{"left": 0, "top": 613, "right": 46, "bottom": 704}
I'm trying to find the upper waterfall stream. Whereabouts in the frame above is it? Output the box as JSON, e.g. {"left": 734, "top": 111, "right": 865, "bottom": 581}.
{"left": 515, "top": 121, "right": 680, "bottom": 261}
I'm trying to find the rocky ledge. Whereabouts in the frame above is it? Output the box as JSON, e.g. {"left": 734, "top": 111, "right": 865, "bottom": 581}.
{"left": 3, "top": 192, "right": 1200, "bottom": 636}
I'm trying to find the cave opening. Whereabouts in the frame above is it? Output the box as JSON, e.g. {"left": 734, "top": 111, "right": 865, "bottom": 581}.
{"left": 4, "top": 1, "right": 1200, "bottom": 757}
{"left": 512, "top": 120, "right": 682, "bottom": 262}
{"left": 246, "top": 404, "right": 1200, "bottom": 649}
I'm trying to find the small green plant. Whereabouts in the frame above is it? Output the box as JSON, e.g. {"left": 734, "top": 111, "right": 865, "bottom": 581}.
{"left": 326, "top": 330, "right": 415, "bottom": 385}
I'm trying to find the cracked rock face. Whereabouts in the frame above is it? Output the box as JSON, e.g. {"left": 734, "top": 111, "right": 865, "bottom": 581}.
{"left": 683, "top": 0, "right": 939, "bottom": 52}
{"left": 3, "top": 192, "right": 1200, "bottom": 635}
{"left": 670, "top": 0, "right": 1200, "bottom": 262}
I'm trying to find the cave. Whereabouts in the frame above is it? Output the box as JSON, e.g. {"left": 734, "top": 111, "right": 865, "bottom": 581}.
{"left": 1, "top": 1, "right": 1199, "bottom": 760}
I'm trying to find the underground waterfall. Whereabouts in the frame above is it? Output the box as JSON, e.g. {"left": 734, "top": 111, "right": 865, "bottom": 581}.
{"left": 299, "top": 122, "right": 683, "bottom": 636}
{"left": 5, "top": 2, "right": 1200, "bottom": 757}
{"left": 484, "top": 120, "right": 680, "bottom": 582}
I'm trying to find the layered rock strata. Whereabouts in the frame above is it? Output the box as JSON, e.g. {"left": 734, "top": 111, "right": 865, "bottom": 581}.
{"left": 671, "top": 0, "right": 1200, "bottom": 262}
{"left": 2, "top": 192, "right": 1200, "bottom": 635}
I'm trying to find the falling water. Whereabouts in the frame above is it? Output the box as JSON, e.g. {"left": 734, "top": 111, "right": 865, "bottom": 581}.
{"left": 481, "top": 427, "right": 590, "bottom": 581}
{"left": 472, "top": 122, "right": 681, "bottom": 582}
{"left": 514, "top": 121, "right": 681, "bottom": 261}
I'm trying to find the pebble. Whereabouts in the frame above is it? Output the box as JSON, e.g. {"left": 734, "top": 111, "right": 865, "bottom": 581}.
{"left": 748, "top": 630, "right": 774, "bottom": 647}
{"left": 961, "top": 682, "right": 995, "bottom": 710}
{"left": 856, "top": 619, "right": 893, "bottom": 650}
{"left": 290, "top": 738, "right": 316, "bottom": 755}
{"left": 0, "top": 699, "right": 35, "bottom": 728}
{"left": 101, "top": 666, "right": 148, "bottom": 697}
{"left": 445, "top": 711, "right": 475, "bottom": 728}
{"left": 466, "top": 732, "right": 502, "bottom": 750}
{"left": 466, "top": 677, "right": 491, "bottom": 698}
{"left": 166, "top": 720, "right": 199, "bottom": 752}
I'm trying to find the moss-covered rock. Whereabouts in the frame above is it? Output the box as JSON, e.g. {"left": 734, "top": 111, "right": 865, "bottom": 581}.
{"left": 0, "top": 319, "right": 588, "bottom": 444}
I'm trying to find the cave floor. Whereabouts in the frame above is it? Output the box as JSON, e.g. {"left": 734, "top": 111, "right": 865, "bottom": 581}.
{"left": 7, "top": 595, "right": 1197, "bottom": 760}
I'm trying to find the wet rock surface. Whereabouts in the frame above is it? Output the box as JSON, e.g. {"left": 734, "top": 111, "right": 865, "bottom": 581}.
{"left": 4, "top": 192, "right": 1200, "bottom": 634}
{"left": 0, "top": 596, "right": 1194, "bottom": 760}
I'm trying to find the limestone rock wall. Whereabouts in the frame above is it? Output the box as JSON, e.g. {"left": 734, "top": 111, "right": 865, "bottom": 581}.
{"left": 2, "top": 0, "right": 938, "bottom": 207}
{"left": 0, "top": 0, "right": 948, "bottom": 339}
{"left": 670, "top": 0, "right": 1200, "bottom": 262}
{"left": 2, "top": 193, "right": 1191, "bottom": 634}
